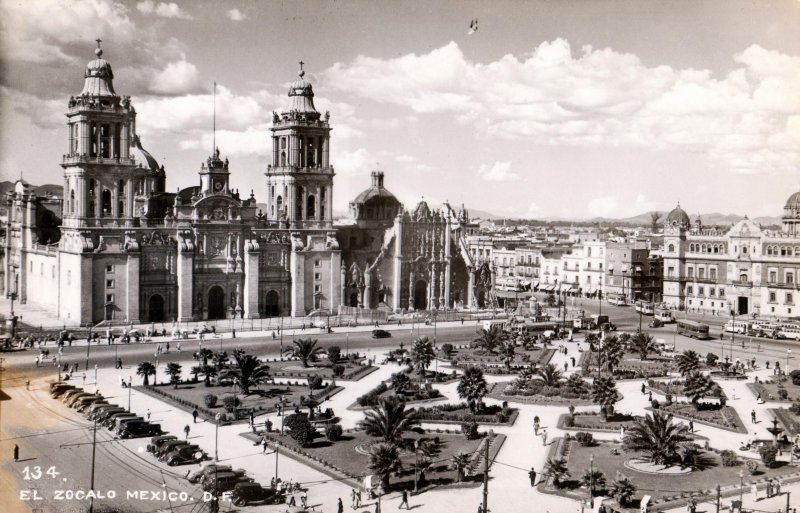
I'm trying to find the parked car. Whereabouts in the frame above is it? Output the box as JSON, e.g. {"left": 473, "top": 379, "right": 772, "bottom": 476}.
{"left": 164, "top": 445, "right": 207, "bottom": 466}
{"left": 50, "top": 383, "right": 75, "bottom": 397}
{"left": 147, "top": 435, "right": 177, "bottom": 453}
{"left": 72, "top": 395, "right": 104, "bottom": 411}
{"left": 103, "top": 412, "right": 138, "bottom": 429}
{"left": 112, "top": 416, "right": 144, "bottom": 432}
{"left": 119, "top": 421, "right": 162, "bottom": 439}
{"left": 192, "top": 325, "right": 212, "bottom": 334}
{"left": 156, "top": 440, "right": 192, "bottom": 459}
{"left": 89, "top": 405, "right": 125, "bottom": 421}
{"left": 649, "top": 318, "right": 664, "bottom": 328}
{"left": 61, "top": 389, "right": 88, "bottom": 404}
{"left": 371, "top": 329, "right": 391, "bottom": 339}
{"left": 202, "top": 471, "right": 253, "bottom": 493}
{"left": 66, "top": 392, "right": 97, "bottom": 408}
{"left": 187, "top": 464, "right": 233, "bottom": 484}
{"left": 230, "top": 482, "right": 281, "bottom": 506}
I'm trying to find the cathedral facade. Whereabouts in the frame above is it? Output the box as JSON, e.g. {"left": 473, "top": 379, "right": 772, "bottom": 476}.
{"left": 3, "top": 44, "right": 484, "bottom": 325}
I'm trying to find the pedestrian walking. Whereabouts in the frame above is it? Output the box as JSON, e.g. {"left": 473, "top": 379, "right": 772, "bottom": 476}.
{"left": 751, "top": 410, "right": 757, "bottom": 423}
{"left": 648, "top": 391, "right": 653, "bottom": 402}
{"left": 689, "top": 420, "right": 694, "bottom": 433}
{"left": 571, "top": 356, "right": 575, "bottom": 367}
{"left": 641, "top": 383, "right": 646, "bottom": 394}
{"left": 287, "top": 494, "right": 296, "bottom": 506}
{"left": 776, "top": 480, "right": 781, "bottom": 495}
{"left": 541, "top": 430, "right": 548, "bottom": 446}
{"left": 356, "top": 489, "right": 362, "bottom": 508}
{"left": 399, "top": 490, "right": 409, "bottom": 509}
{"left": 184, "top": 424, "right": 190, "bottom": 439}
{"left": 146, "top": 409, "right": 151, "bottom": 421}
{"left": 232, "top": 329, "right": 236, "bottom": 339}
{"left": 176, "top": 342, "right": 181, "bottom": 353}
{"left": 564, "top": 361, "right": 568, "bottom": 372}
{"left": 262, "top": 437, "right": 268, "bottom": 454}
{"left": 192, "top": 408, "right": 199, "bottom": 423}
{"left": 300, "top": 490, "right": 307, "bottom": 508}
{"left": 337, "top": 497, "right": 344, "bottom": 513}
{"left": 351, "top": 489, "right": 357, "bottom": 508}
{"left": 13, "top": 444, "right": 19, "bottom": 461}
{"left": 166, "top": 342, "right": 170, "bottom": 353}
{"left": 528, "top": 467, "right": 537, "bottom": 486}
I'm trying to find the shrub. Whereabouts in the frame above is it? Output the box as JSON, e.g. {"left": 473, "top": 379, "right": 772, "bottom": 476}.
{"left": 651, "top": 399, "right": 660, "bottom": 409}
{"left": 778, "top": 389, "right": 789, "bottom": 400}
{"left": 307, "top": 375, "right": 323, "bottom": 390}
{"left": 745, "top": 460, "right": 758, "bottom": 475}
{"left": 441, "top": 343, "right": 454, "bottom": 358}
{"left": 332, "top": 365, "right": 345, "bottom": 377}
{"left": 461, "top": 420, "right": 479, "bottom": 440}
{"left": 665, "top": 393, "right": 673, "bottom": 405}
{"left": 759, "top": 444, "right": 778, "bottom": 468}
{"left": 284, "top": 413, "right": 316, "bottom": 447}
{"left": 706, "top": 353, "right": 719, "bottom": 367}
{"left": 790, "top": 402, "right": 800, "bottom": 415}
{"left": 222, "top": 395, "right": 240, "bottom": 413}
{"left": 563, "top": 415, "right": 575, "bottom": 427}
{"left": 203, "top": 394, "right": 218, "bottom": 408}
{"left": 575, "top": 432, "right": 594, "bottom": 446}
{"left": 356, "top": 382, "right": 389, "bottom": 407}
{"left": 325, "top": 423, "right": 343, "bottom": 441}
{"left": 720, "top": 450, "right": 739, "bottom": 467}
{"left": 791, "top": 369, "right": 800, "bottom": 386}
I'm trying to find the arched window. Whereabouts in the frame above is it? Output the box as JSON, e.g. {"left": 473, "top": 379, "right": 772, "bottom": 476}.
{"left": 306, "top": 195, "right": 316, "bottom": 219}
{"left": 668, "top": 244, "right": 675, "bottom": 253}
{"left": 88, "top": 200, "right": 95, "bottom": 217}
{"left": 280, "top": 137, "right": 286, "bottom": 149}
{"left": 70, "top": 189, "right": 75, "bottom": 214}
{"left": 781, "top": 247, "right": 787, "bottom": 256}
{"left": 767, "top": 246, "right": 773, "bottom": 256}
{"left": 118, "top": 179, "right": 125, "bottom": 195}
{"left": 275, "top": 195, "right": 283, "bottom": 216}
{"left": 101, "top": 189, "right": 111, "bottom": 216}
{"left": 89, "top": 179, "right": 95, "bottom": 196}
{"left": 280, "top": 152, "right": 286, "bottom": 166}
{"left": 118, "top": 200, "right": 124, "bottom": 218}
{"left": 713, "top": 245, "right": 719, "bottom": 254}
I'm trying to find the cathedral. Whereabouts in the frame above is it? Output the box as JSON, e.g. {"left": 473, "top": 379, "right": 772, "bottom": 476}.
{"left": 2, "top": 44, "right": 484, "bottom": 325}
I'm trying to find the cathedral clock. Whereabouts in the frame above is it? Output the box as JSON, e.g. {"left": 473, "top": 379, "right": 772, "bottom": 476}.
{"left": 213, "top": 180, "right": 224, "bottom": 192}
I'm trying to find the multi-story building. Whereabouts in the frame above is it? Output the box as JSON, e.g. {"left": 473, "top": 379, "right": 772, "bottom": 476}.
{"left": 662, "top": 194, "right": 800, "bottom": 318}
{"left": 604, "top": 241, "right": 662, "bottom": 303}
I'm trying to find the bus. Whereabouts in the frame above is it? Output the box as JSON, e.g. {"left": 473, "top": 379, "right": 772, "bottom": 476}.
{"left": 607, "top": 292, "right": 627, "bottom": 306}
{"left": 777, "top": 324, "right": 800, "bottom": 341}
{"left": 676, "top": 319, "right": 711, "bottom": 340}
{"left": 509, "top": 321, "right": 558, "bottom": 337}
{"left": 654, "top": 306, "right": 674, "bottom": 323}
{"left": 724, "top": 320, "right": 752, "bottom": 334}
{"left": 481, "top": 319, "right": 508, "bottom": 333}
{"left": 635, "top": 301, "right": 655, "bottom": 315}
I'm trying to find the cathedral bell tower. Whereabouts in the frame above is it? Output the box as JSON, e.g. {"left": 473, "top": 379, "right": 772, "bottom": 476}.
{"left": 61, "top": 40, "right": 161, "bottom": 228}
{"left": 265, "top": 62, "right": 334, "bottom": 229}
{"left": 200, "top": 147, "right": 231, "bottom": 194}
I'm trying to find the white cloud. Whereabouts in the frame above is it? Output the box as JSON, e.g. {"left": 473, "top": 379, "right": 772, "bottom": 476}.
{"left": 477, "top": 161, "right": 519, "bottom": 181}
{"left": 149, "top": 57, "right": 202, "bottom": 95}
{"left": 227, "top": 8, "right": 246, "bottom": 21}
{"left": 136, "top": 1, "right": 192, "bottom": 19}
{"left": 324, "top": 40, "right": 800, "bottom": 176}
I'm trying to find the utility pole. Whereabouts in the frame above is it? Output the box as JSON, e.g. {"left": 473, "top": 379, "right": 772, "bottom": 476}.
{"left": 482, "top": 435, "right": 489, "bottom": 513}
{"left": 89, "top": 417, "right": 98, "bottom": 513}
{"left": 715, "top": 484, "right": 720, "bottom": 513}
{"left": 275, "top": 444, "right": 279, "bottom": 485}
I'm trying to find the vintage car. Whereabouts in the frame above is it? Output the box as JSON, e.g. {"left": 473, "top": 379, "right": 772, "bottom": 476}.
{"left": 119, "top": 421, "right": 163, "bottom": 439}
{"left": 164, "top": 445, "right": 207, "bottom": 466}
{"left": 187, "top": 464, "right": 233, "bottom": 484}
{"left": 230, "top": 482, "right": 282, "bottom": 506}
{"left": 371, "top": 329, "right": 391, "bottom": 339}
{"left": 147, "top": 435, "right": 177, "bottom": 453}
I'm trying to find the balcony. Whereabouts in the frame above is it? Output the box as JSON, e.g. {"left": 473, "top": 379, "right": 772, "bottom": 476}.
{"left": 730, "top": 280, "right": 753, "bottom": 287}
{"left": 767, "top": 282, "right": 799, "bottom": 290}
{"left": 62, "top": 155, "right": 135, "bottom": 166}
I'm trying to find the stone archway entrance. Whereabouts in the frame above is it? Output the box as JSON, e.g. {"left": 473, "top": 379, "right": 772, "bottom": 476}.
{"left": 349, "top": 291, "right": 359, "bottom": 308}
{"left": 414, "top": 280, "right": 428, "bottom": 311}
{"left": 477, "top": 289, "right": 486, "bottom": 309}
{"left": 208, "top": 286, "right": 226, "bottom": 320}
{"left": 265, "top": 290, "right": 280, "bottom": 317}
{"left": 148, "top": 294, "right": 165, "bottom": 322}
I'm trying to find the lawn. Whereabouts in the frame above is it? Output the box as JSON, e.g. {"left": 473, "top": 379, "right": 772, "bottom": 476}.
{"left": 558, "top": 412, "right": 640, "bottom": 432}
{"left": 648, "top": 378, "right": 726, "bottom": 399}
{"left": 351, "top": 380, "right": 444, "bottom": 409}
{"left": 579, "top": 351, "right": 673, "bottom": 380}
{"left": 445, "top": 347, "right": 555, "bottom": 374}
{"left": 414, "top": 402, "right": 519, "bottom": 425}
{"left": 139, "top": 380, "right": 341, "bottom": 422}
{"left": 772, "top": 407, "right": 800, "bottom": 436}
{"left": 266, "top": 356, "right": 377, "bottom": 381}
{"left": 748, "top": 376, "right": 800, "bottom": 402}
{"left": 249, "top": 428, "right": 505, "bottom": 492}
{"left": 657, "top": 402, "right": 747, "bottom": 433}
{"left": 549, "top": 438, "right": 800, "bottom": 510}
{"left": 486, "top": 381, "right": 596, "bottom": 406}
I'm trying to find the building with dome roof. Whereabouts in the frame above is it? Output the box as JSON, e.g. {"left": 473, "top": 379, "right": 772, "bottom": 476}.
{"left": 662, "top": 193, "right": 800, "bottom": 319}
{"left": 2, "top": 43, "right": 490, "bottom": 324}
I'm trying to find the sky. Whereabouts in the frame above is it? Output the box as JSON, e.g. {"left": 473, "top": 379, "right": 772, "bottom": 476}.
{"left": 1, "top": 0, "right": 799, "bottom": 220}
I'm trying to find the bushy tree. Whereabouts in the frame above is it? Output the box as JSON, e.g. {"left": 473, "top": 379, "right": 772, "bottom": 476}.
{"left": 368, "top": 442, "right": 402, "bottom": 492}
{"left": 622, "top": 411, "right": 691, "bottom": 465}
{"left": 676, "top": 350, "right": 701, "bottom": 376}
{"left": 284, "top": 413, "right": 316, "bottom": 447}
{"left": 194, "top": 348, "right": 213, "bottom": 366}
{"left": 219, "top": 350, "right": 272, "bottom": 395}
{"left": 599, "top": 335, "right": 625, "bottom": 372}
{"left": 326, "top": 346, "right": 341, "bottom": 366}
{"left": 451, "top": 452, "right": 471, "bottom": 482}
{"left": 196, "top": 365, "right": 217, "bottom": 386}
{"left": 283, "top": 338, "right": 325, "bottom": 367}
{"left": 683, "top": 371, "right": 715, "bottom": 407}
{"left": 609, "top": 476, "right": 637, "bottom": 507}
{"left": 564, "top": 373, "right": 588, "bottom": 395}
{"left": 535, "top": 363, "right": 563, "bottom": 387}
{"left": 499, "top": 341, "right": 516, "bottom": 370}
{"left": 591, "top": 376, "right": 619, "bottom": 419}
{"left": 580, "top": 469, "right": 606, "bottom": 494}
{"left": 360, "top": 396, "right": 419, "bottom": 444}
{"left": 457, "top": 366, "right": 488, "bottom": 413}
{"left": 212, "top": 351, "right": 229, "bottom": 370}
{"left": 410, "top": 337, "right": 436, "bottom": 377}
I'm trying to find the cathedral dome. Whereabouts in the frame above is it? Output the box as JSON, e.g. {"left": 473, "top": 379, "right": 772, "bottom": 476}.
{"left": 665, "top": 203, "right": 690, "bottom": 228}
{"left": 130, "top": 135, "right": 161, "bottom": 173}
{"left": 785, "top": 191, "right": 800, "bottom": 211}
{"left": 80, "top": 45, "right": 117, "bottom": 97}
{"left": 350, "top": 171, "right": 401, "bottom": 222}
{"left": 283, "top": 63, "right": 319, "bottom": 117}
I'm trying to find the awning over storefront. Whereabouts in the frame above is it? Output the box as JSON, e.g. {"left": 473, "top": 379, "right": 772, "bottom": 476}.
{"left": 495, "top": 290, "right": 533, "bottom": 299}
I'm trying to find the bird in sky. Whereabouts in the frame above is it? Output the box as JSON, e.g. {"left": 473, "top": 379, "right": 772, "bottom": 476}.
{"left": 468, "top": 19, "right": 478, "bottom": 35}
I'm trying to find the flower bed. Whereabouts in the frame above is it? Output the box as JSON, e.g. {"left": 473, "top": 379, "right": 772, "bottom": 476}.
{"left": 558, "top": 412, "right": 640, "bottom": 432}
{"left": 772, "top": 407, "right": 800, "bottom": 436}
{"left": 656, "top": 401, "right": 747, "bottom": 433}
{"left": 447, "top": 348, "right": 555, "bottom": 373}
{"left": 351, "top": 381, "right": 444, "bottom": 409}
{"left": 580, "top": 352, "right": 672, "bottom": 380}
{"left": 414, "top": 402, "right": 519, "bottom": 426}
{"left": 266, "top": 356, "right": 377, "bottom": 381}
{"left": 747, "top": 379, "right": 800, "bottom": 403}
{"left": 486, "top": 381, "right": 595, "bottom": 406}
{"left": 648, "top": 378, "right": 726, "bottom": 399}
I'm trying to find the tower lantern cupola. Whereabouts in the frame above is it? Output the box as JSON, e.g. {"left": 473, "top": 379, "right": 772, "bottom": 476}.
{"left": 200, "top": 147, "right": 231, "bottom": 195}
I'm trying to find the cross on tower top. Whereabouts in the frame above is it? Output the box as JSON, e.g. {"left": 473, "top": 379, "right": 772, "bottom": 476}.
{"left": 95, "top": 38, "right": 103, "bottom": 57}
{"left": 96, "top": 38, "right": 102, "bottom": 48}
{"left": 298, "top": 60, "right": 305, "bottom": 78}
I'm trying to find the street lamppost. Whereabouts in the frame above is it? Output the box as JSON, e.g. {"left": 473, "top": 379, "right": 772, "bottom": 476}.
{"left": 738, "top": 469, "right": 744, "bottom": 505}
{"left": 588, "top": 453, "right": 594, "bottom": 508}
{"left": 413, "top": 440, "right": 419, "bottom": 492}
{"left": 127, "top": 376, "right": 132, "bottom": 411}
{"left": 215, "top": 413, "right": 222, "bottom": 461}
{"left": 787, "top": 350, "right": 792, "bottom": 373}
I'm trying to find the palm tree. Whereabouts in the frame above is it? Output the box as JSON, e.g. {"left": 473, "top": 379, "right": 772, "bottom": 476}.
{"left": 675, "top": 350, "right": 701, "bottom": 376}
{"left": 585, "top": 331, "right": 600, "bottom": 352}
{"left": 591, "top": 376, "right": 619, "bottom": 420}
{"left": 580, "top": 468, "right": 607, "bottom": 494}
{"left": 472, "top": 325, "right": 506, "bottom": 354}
{"left": 543, "top": 457, "right": 570, "bottom": 488}
{"left": 629, "top": 332, "right": 658, "bottom": 360}
{"left": 451, "top": 452, "right": 471, "bottom": 482}
{"left": 609, "top": 476, "right": 637, "bottom": 507}
{"left": 283, "top": 338, "right": 325, "bottom": 368}
{"left": 535, "top": 363, "right": 563, "bottom": 387}
{"left": 499, "top": 341, "right": 516, "bottom": 370}
{"left": 326, "top": 345, "right": 341, "bottom": 366}
{"left": 190, "top": 365, "right": 201, "bottom": 383}
{"left": 212, "top": 351, "right": 229, "bottom": 370}
{"left": 165, "top": 362, "right": 182, "bottom": 389}
{"left": 649, "top": 212, "right": 662, "bottom": 233}
{"left": 410, "top": 337, "right": 436, "bottom": 377}
{"left": 564, "top": 373, "right": 588, "bottom": 395}
{"left": 197, "top": 365, "right": 217, "bottom": 386}
{"left": 368, "top": 442, "right": 402, "bottom": 493}
{"left": 219, "top": 350, "right": 272, "bottom": 395}
{"left": 599, "top": 335, "right": 625, "bottom": 373}
{"left": 683, "top": 371, "right": 714, "bottom": 407}
{"left": 137, "top": 362, "right": 156, "bottom": 386}
{"left": 415, "top": 437, "right": 442, "bottom": 483}
{"left": 622, "top": 410, "right": 691, "bottom": 465}
{"left": 194, "top": 348, "right": 213, "bottom": 366}
{"left": 513, "top": 366, "right": 536, "bottom": 390}
{"left": 360, "top": 396, "right": 419, "bottom": 444}
{"left": 457, "top": 366, "right": 488, "bottom": 413}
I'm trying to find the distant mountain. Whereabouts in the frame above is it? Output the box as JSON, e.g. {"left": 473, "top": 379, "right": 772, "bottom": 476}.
{"left": 585, "top": 210, "right": 782, "bottom": 228}
{"left": 0, "top": 180, "right": 63, "bottom": 197}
